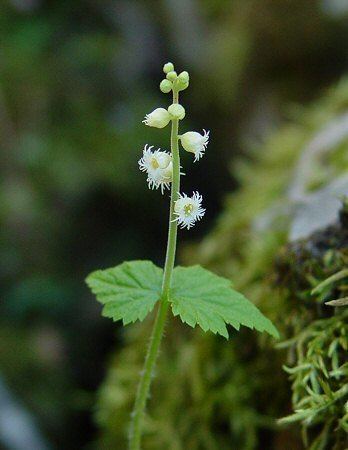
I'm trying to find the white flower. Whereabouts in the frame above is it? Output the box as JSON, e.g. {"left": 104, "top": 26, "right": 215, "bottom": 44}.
{"left": 143, "top": 108, "right": 171, "bottom": 128}
{"left": 180, "top": 130, "right": 210, "bottom": 161}
{"left": 138, "top": 145, "right": 173, "bottom": 193}
{"left": 174, "top": 191, "right": 205, "bottom": 229}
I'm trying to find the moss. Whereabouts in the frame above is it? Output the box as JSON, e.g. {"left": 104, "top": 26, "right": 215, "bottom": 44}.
{"left": 274, "top": 204, "right": 348, "bottom": 449}
{"left": 279, "top": 312, "right": 348, "bottom": 450}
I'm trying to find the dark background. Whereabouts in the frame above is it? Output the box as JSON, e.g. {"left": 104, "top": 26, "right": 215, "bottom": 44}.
{"left": 1, "top": 0, "right": 348, "bottom": 449}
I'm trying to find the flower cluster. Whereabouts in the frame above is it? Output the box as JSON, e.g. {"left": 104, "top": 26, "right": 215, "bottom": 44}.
{"left": 138, "top": 62, "right": 209, "bottom": 229}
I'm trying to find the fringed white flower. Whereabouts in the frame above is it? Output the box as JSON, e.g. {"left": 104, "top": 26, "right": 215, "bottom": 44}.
{"left": 179, "top": 130, "right": 210, "bottom": 161}
{"left": 174, "top": 191, "right": 205, "bottom": 229}
{"left": 138, "top": 145, "right": 173, "bottom": 194}
{"left": 142, "top": 108, "right": 171, "bottom": 128}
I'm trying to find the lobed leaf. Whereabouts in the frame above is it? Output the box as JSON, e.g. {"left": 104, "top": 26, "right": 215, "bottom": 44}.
{"left": 85, "top": 260, "right": 163, "bottom": 325}
{"left": 170, "top": 265, "right": 279, "bottom": 339}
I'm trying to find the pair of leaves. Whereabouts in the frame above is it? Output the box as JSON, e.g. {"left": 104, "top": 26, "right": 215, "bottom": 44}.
{"left": 86, "top": 260, "right": 279, "bottom": 339}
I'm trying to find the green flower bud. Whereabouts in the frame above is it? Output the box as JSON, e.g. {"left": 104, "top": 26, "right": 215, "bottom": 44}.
{"left": 166, "top": 71, "right": 177, "bottom": 82}
{"left": 163, "top": 62, "right": 174, "bottom": 74}
{"left": 178, "top": 71, "right": 189, "bottom": 83}
{"left": 168, "top": 103, "right": 185, "bottom": 120}
{"left": 177, "top": 80, "right": 189, "bottom": 92}
{"left": 160, "top": 79, "right": 172, "bottom": 93}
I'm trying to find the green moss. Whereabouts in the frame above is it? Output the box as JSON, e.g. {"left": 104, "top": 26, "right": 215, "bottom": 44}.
{"left": 279, "top": 312, "right": 348, "bottom": 450}
{"left": 274, "top": 204, "right": 348, "bottom": 449}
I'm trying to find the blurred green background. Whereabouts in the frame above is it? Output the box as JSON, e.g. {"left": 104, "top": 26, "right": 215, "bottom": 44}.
{"left": 1, "top": 1, "right": 348, "bottom": 449}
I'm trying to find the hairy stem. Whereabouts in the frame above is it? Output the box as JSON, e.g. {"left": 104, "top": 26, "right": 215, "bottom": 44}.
{"left": 162, "top": 89, "right": 180, "bottom": 296}
{"left": 129, "top": 89, "right": 180, "bottom": 450}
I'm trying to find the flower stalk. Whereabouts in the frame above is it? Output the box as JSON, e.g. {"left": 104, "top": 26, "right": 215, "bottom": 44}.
{"left": 129, "top": 88, "right": 180, "bottom": 450}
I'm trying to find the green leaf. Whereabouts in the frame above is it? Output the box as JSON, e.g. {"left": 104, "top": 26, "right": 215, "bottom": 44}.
{"left": 85, "top": 260, "right": 163, "bottom": 325}
{"left": 170, "top": 265, "right": 279, "bottom": 339}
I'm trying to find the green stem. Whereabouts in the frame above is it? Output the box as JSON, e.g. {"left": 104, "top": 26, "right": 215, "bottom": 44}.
{"left": 162, "top": 89, "right": 180, "bottom": 296}
{"left": 129, "top": 89, "right": 180, "bottom": 450}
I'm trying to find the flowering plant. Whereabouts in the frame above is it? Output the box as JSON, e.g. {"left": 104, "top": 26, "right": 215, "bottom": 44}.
{"left": 86, "top": 62, "right": 278, "bottom": 450}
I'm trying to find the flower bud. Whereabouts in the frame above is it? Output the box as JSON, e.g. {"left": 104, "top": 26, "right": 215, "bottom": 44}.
{"left": 177, "top": 80, "right": 189, "bottom": 92}
{"left": 143, "top": 108, "right": 171, "bottom": 128}
{"left": 166, "top": 71, "right": 177, "bottom": 82}
{"left": 163, "top": 62, "right": 174, "bottom": 74}
{"left": 178, "top": 71, "right": 189, "bottom": 83}
{"left": 179, "top": 130, "right": 209, "bottom": 161}
{"left": 160, "top": 79, "right": 172, "bottom": 93}
{"left": 168, "top": 103, "right": 185, "bottom": 120}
